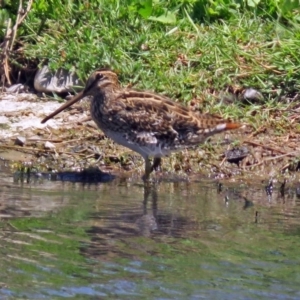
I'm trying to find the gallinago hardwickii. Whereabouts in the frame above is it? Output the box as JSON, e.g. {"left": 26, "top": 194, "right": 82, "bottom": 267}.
{"left": 41, "top": 69, "right": 241, "bottom": 180}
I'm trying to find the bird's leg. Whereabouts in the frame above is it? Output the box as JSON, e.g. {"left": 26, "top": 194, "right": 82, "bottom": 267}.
{"left": 151, "top": 157, "right": 162, "bottom": 173}
{"left": 142, "top": 156, "right": 152, "bottom": 182}
{"left": 143, "top": 157, "right": 162, "bottom": 182}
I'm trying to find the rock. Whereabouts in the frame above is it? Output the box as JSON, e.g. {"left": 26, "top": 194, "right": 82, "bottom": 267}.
{"left": 44, "top": 141, "right": 56, "bottom": 149}
{"left": 225, "top": 146, "right": 249, "bottom": 164}
{"left": 14, "top": 136, "right": 26, "bottom": 146}
{"left": 86, "top": 120, "right": 98, "bottom": 129}
{"left": 242, "top": 88, "right": 263, "bottom": 103}
{"left": 34, "top": 65, "right": 83, "bottom": 93}
{"left": 5, "top": 84, "right": 29, "bottom": 93}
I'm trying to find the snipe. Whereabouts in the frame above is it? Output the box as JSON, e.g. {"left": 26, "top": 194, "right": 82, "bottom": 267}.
{"left": 41, "top": 69, "right": 241, "bottom": 180}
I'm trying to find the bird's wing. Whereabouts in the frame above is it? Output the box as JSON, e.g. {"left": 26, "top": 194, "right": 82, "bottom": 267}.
{"left": 105, "top": 90, "right": 196, "bottom": 142}
{"left": 102, "top": 89, "right": 240, "bottom": 148}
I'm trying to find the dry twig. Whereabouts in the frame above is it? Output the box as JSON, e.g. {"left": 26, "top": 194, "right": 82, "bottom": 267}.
{"left": 0, "top": 0, "right": 33, "bottom": 86}
{"left": 245, "top": 151, "right": 299, "bottom": 168}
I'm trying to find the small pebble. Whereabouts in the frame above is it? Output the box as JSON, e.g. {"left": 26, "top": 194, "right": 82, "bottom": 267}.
{"left": 14, "top": 136, "right": 26, "bottom": 146}
{"left": 242, "top": 88, "right": 263, "bottom": 103}
{"left": 5, "top": 84, "right": 28, "bottom": 93}
{"left": 225, "top": 146, "right": 249, "bottom": 164}
{"left": 44, "top": 141, "right": 56, "bottom": 149}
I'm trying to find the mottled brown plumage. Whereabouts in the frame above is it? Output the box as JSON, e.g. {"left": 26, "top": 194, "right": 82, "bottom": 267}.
{"left": 42, "top": 69, "right": 241, "bottom": 180}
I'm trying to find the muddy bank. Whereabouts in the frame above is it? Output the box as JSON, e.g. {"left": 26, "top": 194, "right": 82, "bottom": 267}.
{"left": 0, "top": 92, "right": 300, "bottom": 182}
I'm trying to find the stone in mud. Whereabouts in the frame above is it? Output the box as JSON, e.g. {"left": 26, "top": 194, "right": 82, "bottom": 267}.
{"left": 242, "top": 88, "right": 263, "bottom": 103}
{"left": 34, "top": 65, "right": 83, "bottom": 93}
{"left": 225, "top": 146, "right": 249, "bottom": 164}
{"left": 44, "top": 141, "right": 56, "bottom": 149}
{"left": 14, "top": 136, "right": 26, "bottom": 146}
{"left": 5, "top": 84, "right": 29, "bottom": 93}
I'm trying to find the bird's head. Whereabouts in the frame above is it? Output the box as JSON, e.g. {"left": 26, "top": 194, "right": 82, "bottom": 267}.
{"left": 41, "top": 68, "right": 119, "bottom": 124}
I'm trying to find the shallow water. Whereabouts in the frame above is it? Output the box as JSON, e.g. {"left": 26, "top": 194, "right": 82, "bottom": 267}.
{"left": 1, "top": 164, "right": 300, "bottom": 299}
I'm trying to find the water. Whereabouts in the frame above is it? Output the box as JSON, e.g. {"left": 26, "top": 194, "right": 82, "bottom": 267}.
{"left": 1, "top": 164, "right": 300, "bottom": 299}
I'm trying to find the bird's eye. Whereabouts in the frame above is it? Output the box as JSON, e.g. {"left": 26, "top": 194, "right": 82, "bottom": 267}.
{"left": 96, "top": 73, "right": 104, "bottom": 80}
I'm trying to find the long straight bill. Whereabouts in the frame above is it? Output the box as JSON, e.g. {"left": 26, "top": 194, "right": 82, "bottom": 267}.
{"left": 41, "top": 91, "right": 85, "bottom": 123}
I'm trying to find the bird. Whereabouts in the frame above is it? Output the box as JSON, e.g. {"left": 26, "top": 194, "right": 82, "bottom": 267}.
{"left": 41, "top": 69, "right": 241, "bottom": 181}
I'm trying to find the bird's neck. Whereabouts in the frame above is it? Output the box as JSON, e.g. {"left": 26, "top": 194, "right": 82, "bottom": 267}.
{"left": 90, "top": 85, "right": 119, "bottom": 125}
{"left": 90, "top": 83, "right": 114, "bottom": 101}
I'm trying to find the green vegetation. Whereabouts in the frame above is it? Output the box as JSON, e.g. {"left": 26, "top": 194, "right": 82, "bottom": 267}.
{"left": 1, "top": 1, "right": 299, "bottom": 106}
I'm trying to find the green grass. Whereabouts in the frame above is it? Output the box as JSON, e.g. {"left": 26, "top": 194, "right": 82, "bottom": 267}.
{"left": 2, "top": 0, "right": 300, "bottom": 130}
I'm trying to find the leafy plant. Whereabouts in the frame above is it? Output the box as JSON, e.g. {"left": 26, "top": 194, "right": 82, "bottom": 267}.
{"left": 0, "top": 0, "right": 299, "bottom": 104}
